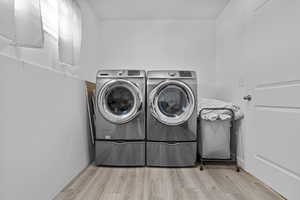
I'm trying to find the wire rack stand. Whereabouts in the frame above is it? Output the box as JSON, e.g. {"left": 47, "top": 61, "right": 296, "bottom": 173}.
{"left": 198, "top": 108, "right": 240, "bottom": 172}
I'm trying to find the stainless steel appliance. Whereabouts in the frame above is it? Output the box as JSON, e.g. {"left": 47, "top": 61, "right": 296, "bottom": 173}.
{"left": 95, "top": 70, "right": 146, "bottom": 166}
{"left": 146, "top": 70, "right": 198, "bottom": 167}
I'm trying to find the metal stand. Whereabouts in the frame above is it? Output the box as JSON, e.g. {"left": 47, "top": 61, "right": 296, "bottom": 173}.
{"left": 198, "top": 108, "right": 240, "bottom": 172}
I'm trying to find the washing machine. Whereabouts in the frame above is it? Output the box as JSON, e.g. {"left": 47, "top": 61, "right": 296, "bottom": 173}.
{"left": 147, "top": 70, "right": 198, "bottom": 167}
{"left": 94, "top": 70, "right": 146, "bottom": 166}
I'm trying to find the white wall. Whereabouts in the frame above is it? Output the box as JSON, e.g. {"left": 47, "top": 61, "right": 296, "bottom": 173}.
{"left": 77, "top": 0, "right": 102, "bottom": 82}
{"left": 0, "top": 32, "right": 78, "bottom": 76}
{"left": 76, "top": 0, "right": 217, "bottom": 98}
{"left": 79, "top": 19, "right": 217, "bottom": 98}
{"left": 215, "top": 0, "right": 250, "bottom": 168}
{"left": 0, "top": 54, "right": 92, "bottom": 200}
{"left": 216, "top": 0, "right": 247, "bottom": 103}
{"left": 89, "top": 0, "right": 230, "bottom": 20}
{"left": 0, "top": 3, "right": 92, "bottom": 199}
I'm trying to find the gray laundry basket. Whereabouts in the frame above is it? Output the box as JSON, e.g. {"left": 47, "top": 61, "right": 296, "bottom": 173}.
{"left": 200, "top": 119, "right": 231, "bottom": 159}
{"left": 198, "top": 108, "right": 239, "bottom": 172}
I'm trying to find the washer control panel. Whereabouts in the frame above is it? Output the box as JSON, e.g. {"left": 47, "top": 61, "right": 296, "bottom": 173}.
{"left": 97, "top": 70, "right": 145, "bottom": 78}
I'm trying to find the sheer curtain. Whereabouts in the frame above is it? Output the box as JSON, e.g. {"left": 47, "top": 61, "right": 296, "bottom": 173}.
{"left": 0, "top": 0, "right": 44, "bottom": 47}
{"left": 0, "top": 0, "right": 82, "bottom": 66}
{"left": 14, "top": 0, "right": 44, "bottom": 47}
{"left": 0, "top": 0, "right": 15, "bottom": 40}
{"left": 72, "top": 1, "right": 82, "bottom": 66}
{"left": 59, "top": 0, "right": 82, "bottom": 66}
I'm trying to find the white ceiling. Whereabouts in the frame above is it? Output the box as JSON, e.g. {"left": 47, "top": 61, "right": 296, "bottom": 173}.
{"left": 88, "top": 0, "right": 230, "bottom": 20}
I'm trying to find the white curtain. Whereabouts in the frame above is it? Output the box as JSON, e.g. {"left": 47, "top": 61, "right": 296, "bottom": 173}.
{"left": 14, "top": 0, "right": 44, "bottom": 47}
{"left": 0, "top": 0, "right": 82, "bottom": 64}
{"left": 59, "top": 0, "right": 82, "bottom": 65}
{"left": 72, "top": 1, "right": 82, "bottom": 65}
{"left": 0, "top": 0, "right": 15, "bottom": 40}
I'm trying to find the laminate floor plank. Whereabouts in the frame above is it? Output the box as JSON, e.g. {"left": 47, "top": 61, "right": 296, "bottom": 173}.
{"left": 55, "top": 165, "right": 284, "bottom": 200}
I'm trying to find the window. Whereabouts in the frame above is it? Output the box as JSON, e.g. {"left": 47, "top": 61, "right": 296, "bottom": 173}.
{"left": 40, "top": 0, "right": 58, "bottom": 38}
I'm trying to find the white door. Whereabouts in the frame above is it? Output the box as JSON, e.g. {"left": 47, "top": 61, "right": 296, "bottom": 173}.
{"left": 243, "top": 0, "right": 300, "bottom": 199}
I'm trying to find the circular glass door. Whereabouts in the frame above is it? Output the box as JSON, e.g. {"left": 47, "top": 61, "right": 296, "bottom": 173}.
{"left": 106, "top": 86, "right": 134, "bottom": 116}
{"left": 150, "top": 80, "right": 195, "bottom": 126}
{"left": 98, "top": 79, "right": 142, "bottom": 124}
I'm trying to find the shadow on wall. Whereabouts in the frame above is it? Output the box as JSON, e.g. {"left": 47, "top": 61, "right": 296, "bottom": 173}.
{"left": 85, "top": 81, "right": 97, "bottom": 162}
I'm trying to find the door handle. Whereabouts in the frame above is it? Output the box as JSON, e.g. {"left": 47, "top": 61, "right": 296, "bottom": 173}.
{"left": 243, "top": 95, "right": 252, "bottom": 101}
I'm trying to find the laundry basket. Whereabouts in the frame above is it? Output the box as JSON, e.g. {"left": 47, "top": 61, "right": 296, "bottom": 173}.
{"left": 200, "top": 119, "right": 231, "bottom": 159}
{"left": 198, "top": 108, "right": 239, "bottom": 172}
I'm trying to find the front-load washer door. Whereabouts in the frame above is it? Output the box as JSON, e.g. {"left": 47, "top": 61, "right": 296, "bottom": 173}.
{"left": 98, "top": 79, "right": 143, "bottom": 124}
{"left": 149, "top": 80, "right": 195, "bottom": 126}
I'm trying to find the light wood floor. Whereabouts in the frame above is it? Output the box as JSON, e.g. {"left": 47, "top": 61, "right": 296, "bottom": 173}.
{"left": 55, "top": 165, "right": 284, "bottom": 200}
